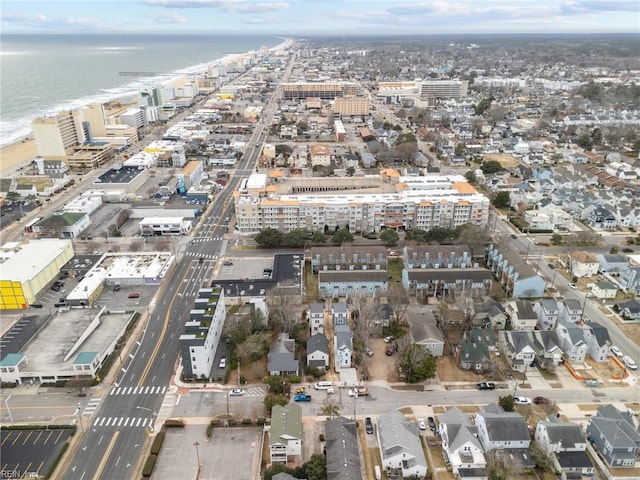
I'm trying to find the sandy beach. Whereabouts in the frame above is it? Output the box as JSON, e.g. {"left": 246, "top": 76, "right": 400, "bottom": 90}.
{"left": 0, "top": 138, "right": 38, "bottom": 175}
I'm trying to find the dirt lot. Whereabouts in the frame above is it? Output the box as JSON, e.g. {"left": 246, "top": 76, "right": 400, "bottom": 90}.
{"left": 484, "top": 153, "right": 520, "bottom": 168}
{"left": 583, "top": 357, "right": 632, "bottom": 385}
{"left": 437, "top": 356, "right": 485, "bottom": 382}
{"left": 366, "top": 338, "right": 399, "bottom": 383}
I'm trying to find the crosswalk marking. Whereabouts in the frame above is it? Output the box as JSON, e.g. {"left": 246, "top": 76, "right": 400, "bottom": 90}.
{"left": 190, "top": 237, "right": 223, "bottom": 243}
{"left": 242, "top": 387, "right": 267, "bottom": 397}
{"left": 185, "top": 251, "right": 218, "bottom": 260}
{"left": 92, "top": 416, "right": 151, "bottom": 429}
{"left": 83, "top": 397, "right": 102, "bottom": 417}
{"left": 109, "top": 386, "right": 167, "bottom": 396}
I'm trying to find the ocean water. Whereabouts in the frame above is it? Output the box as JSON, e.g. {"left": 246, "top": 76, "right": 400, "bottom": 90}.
{"left": 0, "top": 34, "right": 283, "bottom": 147}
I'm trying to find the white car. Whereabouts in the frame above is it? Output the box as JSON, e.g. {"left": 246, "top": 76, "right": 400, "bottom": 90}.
{"left": 623, "top": 356, "right": 638, "bottom": 370}
{"left": 513, "top": 396, "right": 532, "bottom": 405}
{"left": 383, "top": 336, "right": 394, "bottom": 343}
{"left": 568, "top": 283, "right": 577, "bottom": 290}
{"left": 417, "top": 418, "right": 427, "bottom": 430}
{"left": 229, "top": 388, "right": 245, "bottom": 396}
{"left": 219, "top": 357, "right": 227, "bottom": 369}
{"left": 610, "top": 345, "right": 623, "bottom": 357}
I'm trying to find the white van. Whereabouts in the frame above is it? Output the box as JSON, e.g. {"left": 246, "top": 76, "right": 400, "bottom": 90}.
{"left": 314, "top": 381, "right": 333, "bottom": 390}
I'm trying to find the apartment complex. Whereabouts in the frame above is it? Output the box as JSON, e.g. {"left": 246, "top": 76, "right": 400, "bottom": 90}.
{"left": 333, "top": 96, "right": 370, "bottom": 116}
{"left": 281, "top": 82, "right": 358, "bottom": 101}
{"left": 234, "top": 172, "right": 489, "bottom": 234}
{"left": 377, "top": 79, "right": 468, "bottom": 103}
{"left": 180, "top": 287, "right": 227, "bottom": 379}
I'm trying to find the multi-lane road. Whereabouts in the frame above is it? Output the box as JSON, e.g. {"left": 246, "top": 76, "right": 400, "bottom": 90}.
{"left": 60, "top": 55, "right": 291, "bottom": 480}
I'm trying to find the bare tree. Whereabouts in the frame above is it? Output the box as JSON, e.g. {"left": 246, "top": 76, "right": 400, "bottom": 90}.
{"left": 387, "top": 284, "right": 410, "bottom": 327}
{"left": 455, "top": 224, "right": 492, "bottom": 258}
{"left": 267, "top": 287, "right": 299, "bottom": 334}
{"left": 129, "top": 240, "right": 143, "bottom": 252}
{"left": 350, "top": 297, "right": 378, "bottom": 367}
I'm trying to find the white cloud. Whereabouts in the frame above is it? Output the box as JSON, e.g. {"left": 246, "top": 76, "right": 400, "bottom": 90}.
{"left": 149, "top": 11, "right": 187, "bottom": 23}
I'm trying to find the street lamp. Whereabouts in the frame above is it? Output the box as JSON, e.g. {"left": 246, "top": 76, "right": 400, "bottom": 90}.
{"left": 75, "top": 402, "right": 84, "bottom": 433}
{"left": 4, "top": 394, "right": 13, "bottom": 424}
{"left": 194, "top": 441, "right": 201, "bottom": 479}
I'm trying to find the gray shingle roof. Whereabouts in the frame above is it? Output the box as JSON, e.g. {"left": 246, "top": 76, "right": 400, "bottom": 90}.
{"left": 478, "top": 412, "right": 530, "bottom": 442}
{"left": 325, "top": 417, "right": 362, "bottom": 480}
{"left": 377, "top": 411, "right": 427, "bottom": 468}
{"left": 307, "top": 333, "right": 329, "bottom": 355}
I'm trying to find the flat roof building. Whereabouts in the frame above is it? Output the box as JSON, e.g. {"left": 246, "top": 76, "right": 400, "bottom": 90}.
{"left": 94, "top": 165, "right": 149, "bottom": 193}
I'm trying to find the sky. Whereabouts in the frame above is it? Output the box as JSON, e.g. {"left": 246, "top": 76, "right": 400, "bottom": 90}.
{"left": 1, "top": 0, "right": 638, "bottom": 36}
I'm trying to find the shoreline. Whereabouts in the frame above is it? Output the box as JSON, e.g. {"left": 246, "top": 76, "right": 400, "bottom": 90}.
{"left": 0, "top": 38, "right": 294, "bottom": 176}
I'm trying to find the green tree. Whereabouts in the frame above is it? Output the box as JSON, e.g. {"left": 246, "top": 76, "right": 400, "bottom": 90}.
{"left": 254, "top": 228, "right": 282, "bottom": 247}
{"left": 454, "top": 143, "right": 466, "bottom": 156}
{"left": 395, "top": 132, "right": 417, "bottom": 145}
{"left": 480, "top": 160, "right": 503, "bottom": 174}
{"left": 263, "top": 375, "right": 287, "bottom": 395}
{"left": 379, "top": 229, "right": 399, "bottom": 246}
{"left": 492, "top": 191, "right": 510, "bottom": 209}
{"left": 320, "top": 404, "right": 340, "bottom": 419}
{"left": 264, "top": 393, "right": 289, "bottom": 415}
{"left": 275, "top": 144, "right": 293, "bottom": 156}
{"left": 550, "top": 233, "right": 563, "bottom": 245}
{"left": 399, "top": 344, "right": 436, "bottom": 383}
{"left": 5, "top": 191, "right": 20, "bottom": 203}
{"left": 425, "top": 226, "right": 457, "bottom": 243}
{"left": 346, "top": 166, "right": 355, "bottom": 176}
{"left": 309, "top": 231, "right": 327, "bottom": 243}
{"left": 331, "top": 228, "right": 354, "bottom": 244}
{"left": 302, "top": 453, "right": 327, "bottom": 480}
{"left": 464, "top": 170, "right": 477, "bottom": 184}
{"left": 576, "top": 133, "right": 593, "bottom": 150}
{"left": 405, "top": 228, "right": 429, "bottom": 243}
{"left": 474, "top": 97, "right": 493, "bottom": 116}
{"left": 282, "top": 229, "right": 310, "bottom": 247}
{"left": 498, "top": 395, "right": 515, "bottom": 412}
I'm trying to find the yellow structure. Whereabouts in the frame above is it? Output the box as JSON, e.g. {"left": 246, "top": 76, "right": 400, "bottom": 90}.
{"left": 0, "top": 239, "right": 74, "bottom": 309}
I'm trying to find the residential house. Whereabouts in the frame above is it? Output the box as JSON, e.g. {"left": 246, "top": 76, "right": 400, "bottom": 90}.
{"left": 306, "top": 333, "right": 329, "bottom": 370}
{"left": 332, "top": 302, "right": 349, "bottom": 326}
{"left": 34, "top": 157, "right": 69, "bottom": 179}
{"left": 619, "top": 267, "right": 640, "bottom": 295}
{"left": 586, "top": 404, "right": 640, "bottom": 468}
{"left": 596, "top": 253, "right": 628, "bottom": 275}
{"left": 534, "top": 416, "right": 594, "bottom": 476}
{"left": 32, "top": 212, "right": 91, "bottom": 239}
{"left": 558, "top": 299, "right": 583, "bottom": 323}
{"left": 475, "top": 405, "right": 534, "bottom": 469}
{"left": 267, "top": 333, "right": 300, "bottom": 376}
{"left": 471, "top": 299, "right": 507, "bottom": 330}
{"left": 502, "top": 330, "right": 563, "bottom": 371}
{"left": 377, "top": 411, "right": 428, "bottom": 479}
{"left": 407, "top": 306, "right": 445, "bottom": 357}
{"left": 311, "top": 246, "right": 387, "bottom": 274}
{"left": 485, "top": 244, "right": 545, "bottom": 298}
{"left": 372, "top": 303, "right": 393, "bottom": 327}
{"left": 569, "top": 251, "right": 599, "bottom": 278}
{"left": 591, "top": 280, "right": 617, "bottom": 299}
{"left": 403, "top": 245, "right": 473, "bottom": 268}
{"left": 615, "top": 300, "right": 640, "bottom": 320}
{"left": 308, "top": 302, "right": 325, "bottom": 334}
{"left": 555, "top": 320, "right": 588, "bottom": 363}
{"left": 318, "top": 270, "right": 388, "bottom": 298}
{"left": 505, "top": 300, "right": 538, "bottom": 331}
{"left": 403, "top": 269, "right": 492, "bottom": 300}
{"left": 582, "top": 321, "right": 611, "bottom": 362}
{"left": 334, "top": 324, "right": 352, "bottom": 372}
{"left": 269, "top": 404, "right": 303, "bottom": 465}
{"left": 465, "top": 328, "right": 497, "bottom": 352}
{"left": 457, "top": 341, "right": 491, "bottom": 372}
{"left": 438, "top": 407, "right": 488, "bottom": 480}
{"left": 535, "top": 298, "right": 560, "bottom": 330}
{"left": 325, "top": 417, "right": 362, "bottom": 480}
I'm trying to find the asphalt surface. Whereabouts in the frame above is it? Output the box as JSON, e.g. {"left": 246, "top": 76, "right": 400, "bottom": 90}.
{"left": 1, "top": 428, "right": 73, "bottom": 478}
{"left": 60, "top": 58, "right": 292, "bottom": 480}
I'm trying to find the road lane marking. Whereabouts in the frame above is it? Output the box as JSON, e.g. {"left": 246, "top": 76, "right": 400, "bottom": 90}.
{"left": 92, "top": 431, "right": 119, "bottom": 480}
{"left": 138, "top": 264, "right": 192, "bottom": 386}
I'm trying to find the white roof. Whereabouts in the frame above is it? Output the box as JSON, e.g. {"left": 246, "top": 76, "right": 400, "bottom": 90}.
{"left": 247, "top": 173, "right": 268, "bottom": 189}
{"left": 0, "top": 239, "right": 72, "bottom": 283}
{"left": 139, "top": 217, "right": 185, "bottom": 226}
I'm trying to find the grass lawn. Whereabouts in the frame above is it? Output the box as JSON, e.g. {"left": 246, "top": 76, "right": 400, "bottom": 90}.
{"left": 387, "top": 258, "right": 403, "bottom": 283}
{"left": 304, "top": 260, "right": 319, "bottom": 302}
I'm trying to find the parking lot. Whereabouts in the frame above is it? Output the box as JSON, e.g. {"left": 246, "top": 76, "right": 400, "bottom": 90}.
{"left": 0, "top": 428, "right": 73, "bottom": 478}
{"left": 152, "top": 425, "right": 261, "bottom": 480}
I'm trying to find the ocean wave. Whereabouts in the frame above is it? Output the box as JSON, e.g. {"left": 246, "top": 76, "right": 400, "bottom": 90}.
{"left": 0, "top": 36, "right": 287, "bottom": 148}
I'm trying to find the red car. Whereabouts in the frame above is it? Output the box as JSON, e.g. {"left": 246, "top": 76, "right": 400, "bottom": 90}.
{"left": 533, "top": 396, "right": 551, "bottom": 405}
{"left": 128, "top": 292, "right": 140, "bottom": 298}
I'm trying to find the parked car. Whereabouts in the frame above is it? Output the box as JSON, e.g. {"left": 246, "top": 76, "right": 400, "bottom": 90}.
{"left": 219, "top": 357, "right": 227, "bottom": 369}
{"left": 610, "top": 345, "right": 623, "bottom": 357}
{"left": 427, "top": 417, "right": 437, "bottom": 431}
{"left": 365, "top": 348, "right": 374, "bottom": 357}
{"left": 223, "top": 261, "right": 233, "bottom": 266}
{"left": 533, "top": 396, "right": 551, "bottom": 405}
{"left": 383, "top": 336, "right": 394, "bottom": 343}
{"left": 476, "top": 382, "right": 496, "bottom": 390}
{"left": 548, "top": 263, "right": 555, "bottom": 269}
{"left": 513, "top": 396, "right": 532, "bottom": 405}
{"left": 568, "top": 283, "right": 577, "bottom": 290}
{"left": 128, "top": 292, "right": 140, "bottom": 298}
{"left": 229, "top": 388, "right": 244, "bottom": 396}
{"left": 510, "top": 234, "right": 518, "bottom": 239}
{"left": 623, "top": 355, "right": 638, "bottom": 370}
{"left": 364, "top": 417, "right": 374, "bottom": 434}
{"left": 385, "top": 345, "right": 395, "bottom": 356}
{"left": 31, "top": 303, "right": 43, "bottom": 309}
{"left": 622, "top": 248, "right": 634, "bottom": 253}
{"left": 417, "top": 418, "right": 427, "bottom": 430}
